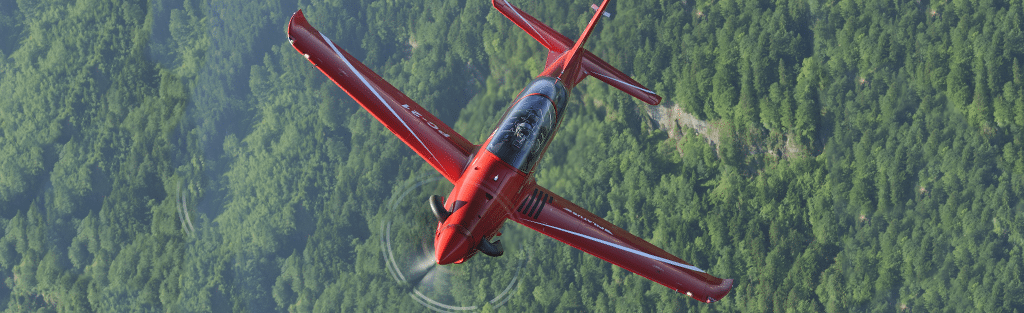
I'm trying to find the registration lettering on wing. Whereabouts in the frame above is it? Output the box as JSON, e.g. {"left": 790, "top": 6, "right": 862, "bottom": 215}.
{"left": 401, "top": 104, "right": 451, "bottom": 138}
{"left": 564, "top": 207, "right": 612, "bottom": 235}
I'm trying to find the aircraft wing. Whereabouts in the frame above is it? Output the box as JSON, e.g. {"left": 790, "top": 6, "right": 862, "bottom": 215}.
{"left": 509, "top": 184, "right": 733, "bottom": 303}
{"left": 287, "top": 11, "right": 475, "bottom": 183}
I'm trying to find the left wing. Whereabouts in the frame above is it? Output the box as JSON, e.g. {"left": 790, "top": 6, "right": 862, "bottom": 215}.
{"left": 510, "top": 184, "right": 733, "bottom": 303}
{"left": 287, "top": 11, "right": 475, "bottom": 183}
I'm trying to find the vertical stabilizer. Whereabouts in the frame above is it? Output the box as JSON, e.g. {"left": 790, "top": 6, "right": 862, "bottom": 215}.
{"left": 555, "top": 0, "right": 610, "bottom": 84}
{"left": 494, "top": 0, "right": 662, "bottom": 105}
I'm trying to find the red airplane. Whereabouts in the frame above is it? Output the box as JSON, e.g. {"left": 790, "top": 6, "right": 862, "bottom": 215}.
{"left": 287, "top": 0, "right": 733, "bottom": 303}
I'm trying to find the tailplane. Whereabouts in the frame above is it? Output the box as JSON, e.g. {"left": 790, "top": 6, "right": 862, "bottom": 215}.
{"left": 554, "top": 0, "right": 610, "bottom": 84}
{"left": 492, "top": 0, "right": 661, "bottom": 105}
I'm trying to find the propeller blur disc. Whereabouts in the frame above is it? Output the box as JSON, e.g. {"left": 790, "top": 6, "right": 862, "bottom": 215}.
{"left": 380, "top": 175, "right": 524, "bottom": 312}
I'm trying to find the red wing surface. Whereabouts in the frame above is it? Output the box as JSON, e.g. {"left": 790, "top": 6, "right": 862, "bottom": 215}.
{"left": 581, "top": 53, "right": 662, "bottom": 105}
{"left": 493, "top": 0, "right": 661, "bottom": 105}
{"left": 288, "top": 11, "right": 474, "bottom": 183}
{"left": 510, "top": 184, "right": 733, "bottom": 303}
{"left": 492, "top": 0, "right": 573, "bottom": 54}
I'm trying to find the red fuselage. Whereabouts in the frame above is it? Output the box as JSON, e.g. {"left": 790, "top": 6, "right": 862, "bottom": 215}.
{"left": 433, "top": 0, "right": 618, "bottom": 265}
{"left": 435, "top": 75, "right": 574, "bottom": 264}
{"left": 435, "top": 149, "right": 527, "bottom": 264}
{"left": 287, "top": 1, "right": 733, "bottom": 302}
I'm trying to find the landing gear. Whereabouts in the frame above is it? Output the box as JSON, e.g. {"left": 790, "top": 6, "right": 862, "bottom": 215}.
{"left": 478, "top": 238, "right": 504, "bottom": 257}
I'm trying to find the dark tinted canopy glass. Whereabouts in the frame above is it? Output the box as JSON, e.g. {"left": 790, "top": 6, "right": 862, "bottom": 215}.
{"left": 487, "top": 94, "right": 557, "bottom": 172}
{"left": 517, "top": 77, "right": 567, "bottom": 113}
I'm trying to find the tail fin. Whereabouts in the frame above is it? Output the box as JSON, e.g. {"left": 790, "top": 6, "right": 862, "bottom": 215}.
{"left": 555, "top": 0, "right": 609, "bottom": 84}
{"left": 492, "top": 0, "right": 662, "bottom": 105}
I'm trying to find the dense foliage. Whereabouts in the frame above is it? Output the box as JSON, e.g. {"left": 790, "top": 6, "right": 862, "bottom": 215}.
{"left": 0, "top": 0, "right": 1021, "bottom": 312}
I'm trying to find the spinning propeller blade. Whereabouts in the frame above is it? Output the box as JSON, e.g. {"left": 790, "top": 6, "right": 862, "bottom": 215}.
{"left": 380, "top": 176, "right": 525, "bottom": 311}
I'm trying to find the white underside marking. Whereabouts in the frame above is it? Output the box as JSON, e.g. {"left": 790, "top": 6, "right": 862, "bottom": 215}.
{"left": 520, "top": 218, "right": 706, "bottom": 273}
{"left": 590, "top": 71, "right": 656, "bottom": 94}
{"left": 319, "top": 32, "right": 441, "bottom": 166}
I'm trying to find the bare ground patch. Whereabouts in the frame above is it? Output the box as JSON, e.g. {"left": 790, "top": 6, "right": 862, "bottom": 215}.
{"left": 645, "top": 101, "right": 721, "bottom": 146}
{"left": 644, "top": 101, "right": 805, "bottom": 171}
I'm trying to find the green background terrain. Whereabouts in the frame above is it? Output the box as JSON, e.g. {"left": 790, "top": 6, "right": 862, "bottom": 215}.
{"left": 0, "top": 0, "right": 1022, "bottom": 311}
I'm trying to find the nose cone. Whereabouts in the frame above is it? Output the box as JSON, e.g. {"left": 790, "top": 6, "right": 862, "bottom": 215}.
{"left": 435, "top": 225, "right": 471, "bottom": 264}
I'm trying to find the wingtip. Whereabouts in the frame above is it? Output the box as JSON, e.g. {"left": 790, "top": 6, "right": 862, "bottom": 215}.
{"left": 288, "top": 10, "right": 305, "bottom": 38}
{"left": 288, "top": 10, "right": 318, "bottom": 48}
{"left": 649, "top": 94, "right": 663, "bottom": 106}
{"left": 491, "top": 0, "right": 507, "bottom": 11}
{"left": 705, "top": 278, "right": 734, "bottom": 303}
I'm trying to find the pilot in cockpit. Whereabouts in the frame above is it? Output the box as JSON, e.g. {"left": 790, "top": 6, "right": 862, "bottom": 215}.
{"left": 499, "top": 106, "right": 530, "bottom": 145}
{"left": 487, "top": 94, "right": 555, "bottom": 171}
{"left": 515, "top": 122, "right": 529, "bottom": 138}
{"left": 513, "top": 113, "right": 537, "bottom": 145}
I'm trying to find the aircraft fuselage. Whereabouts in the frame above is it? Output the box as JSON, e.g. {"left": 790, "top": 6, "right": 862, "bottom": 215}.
{"left": 288, "top": 0, "right": 733, "bottom": 302}
{"left": 435, "top": 76, "right": 571, "bottom": 264}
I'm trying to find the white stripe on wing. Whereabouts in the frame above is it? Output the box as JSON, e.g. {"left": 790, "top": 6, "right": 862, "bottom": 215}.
{"left": 589, "top": 71, "right": 656, "bottom": 94}
{"left": 319, "top": 32, "right": 441, "bottom": 166}
{"left": 520, "top": 218, "right": 706, "bottom": 273}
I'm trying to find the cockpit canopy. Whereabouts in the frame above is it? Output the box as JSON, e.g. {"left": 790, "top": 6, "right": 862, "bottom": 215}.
{"left": 517, "top": 77, "right": 567, "bottom": 111}
{"left": 487, "top": 94, "right": 556, "bottom": 172}
{"left": 486, "top": 77, "right": 568, "bottom": 173}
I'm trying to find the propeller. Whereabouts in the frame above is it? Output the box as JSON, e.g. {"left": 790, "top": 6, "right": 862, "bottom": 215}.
{"left": 431, "top": 195, "right": 504, "bottom": 258}
{"left": 380, "top": 175, "right": 524, "bottom": 312}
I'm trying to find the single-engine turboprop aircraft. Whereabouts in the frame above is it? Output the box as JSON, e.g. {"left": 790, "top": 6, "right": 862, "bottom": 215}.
{"left": 287, "top": 0, "right": 733, "bottom": 303}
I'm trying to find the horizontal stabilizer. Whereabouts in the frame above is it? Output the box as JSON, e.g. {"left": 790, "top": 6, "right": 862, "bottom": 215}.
{"left": 582, "top": 53, "right": 662, "bottom": 105}
{"left": 492, "top": 0, "right": 573, "bottom": 54}
{"left": 555, "top": 0, "right": 610, "bottom": 83}
{"left": 494, "top": 0, "right": 661, "bottom": 105}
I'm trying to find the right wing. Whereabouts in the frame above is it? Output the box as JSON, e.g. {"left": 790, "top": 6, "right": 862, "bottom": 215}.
{"left": 287, "top": 11, "right": 475, "bottom": 183}
{"left": 510, "top": 184, "right": 733, "bottom": 303}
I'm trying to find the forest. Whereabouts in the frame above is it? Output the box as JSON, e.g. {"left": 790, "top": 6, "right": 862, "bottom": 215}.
{"left": 0, "top": 0, "right": 1021, "bottom": 311}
